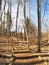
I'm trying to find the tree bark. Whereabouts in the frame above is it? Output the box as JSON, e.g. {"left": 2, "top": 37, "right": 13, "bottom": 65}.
{"left": 24, "top": 0, "right": 26, "bottom": 40}
{"left": 4, "top": 0, "right": 6, "bottom": 23}
{"left": 9, "top": 0, "right": 12, "bottom": 36}
{"left": 15, "top": 0, "right": 20, "bottom": 36}
{"left": 37, "top": 0, "right": 42, "bottom": 52}
{"left": 7, "top": 0, "right": 10, "bottom": 37}
{"left": 3, "top": 0, "right": 6, "bottom": 31}
{"left": 0, "top": 0, "right": 1, "bottom": 10}
{"left": 0, "top": 0, "right": 1, "bottom": 20}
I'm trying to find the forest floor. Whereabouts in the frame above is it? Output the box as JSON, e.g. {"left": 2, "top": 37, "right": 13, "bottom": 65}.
{"left": 0, "top": 36, "right": 49, "bottom": 65}
{"left": 0, "top": 45, "right": 49, "bottom": 65}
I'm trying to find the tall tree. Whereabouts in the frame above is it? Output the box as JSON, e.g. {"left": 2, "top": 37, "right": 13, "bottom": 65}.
{"left": 15, "top": 0, "right": 20, "bottom": 36}
{"left": 37, "top": 0, "right": 42, "bottom": 52}
{"left": 2, "top": 0, "right": 6, "bottom": 31}
{"left": 9, "top": 0, "right": 12, "bottom": 36}
{"left": 9, "top": 0, "right": 12, "bottom": 25}
{"left": 0, "top": 0, "right": 1, "bottom": 10}
{"left": 0, "top": 0, "right": 1, "bottom": 20}
{"left": 24, "top": 0, "right": 26, "bottom": 40}
{"left": 4, "top": 0, "right": 6, "bottom": 27}
{"left": 25, "top": 18, "right": 37, "bottom": 35}
{"left": 6, "top": 0, "right": 12, "bottom": 36}
{"left": 6, "top": 0, "right": 10, "bottom": 36}
{"left": 0, "top": 0, "right": 2, "bottom": 31}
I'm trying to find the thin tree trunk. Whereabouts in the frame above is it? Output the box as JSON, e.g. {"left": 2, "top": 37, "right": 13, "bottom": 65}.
{"left": 24, "top": 0, "right": 26, "bottom": 40}
{"left": 4, "top": 0, "right": 6, "bottom": 21}
{"left": 47, "top": 26, "right": 49, "bottom": 44}
{"left": 0, "top": 0, "right": 1, "bottom": 20}
{"left": 9, "top": 0, "right": 12, "bottom": 36}
{"left": 0, "top": 0, "right": 1, "bottom": 10}
{"left": 2, "top": 0, "right": 6, "bottom": 31}
{"left": 37, "top": 0, "right": 42, "bottom": 52}
{"left": 15, "top": 0, "right": 20, "bottom": 36}
{"left": 6, "top": 0, "right": 9, "bottom": 53}
{"left": 0, "top": 0, "right": 2, "bottom": 32}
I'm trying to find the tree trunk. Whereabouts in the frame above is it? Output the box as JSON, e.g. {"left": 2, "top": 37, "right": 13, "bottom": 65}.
{"left": 24, "top": 0, "right": 26, "bottom": 40}
{"left": 7, "top": 0, "right": 9, "bottom": 52}
{"left": 0, "top": 0, "right": 1, "bottom": 35}
{"left": 9, "top": 0, "right": 12, "bottom": 36}
{"left": 15, "top": 0, "right": 20, "bottom": 36}
{"left": 3, "top": 0, "right": 6, "bottom": 30}
{"left": 0, "top": 0, "right": 1, "bottom": 20}
{"left": 37, "top": 0, "right": 42, "bottom": 52}
{"left": 0, "top": 0, "right": 1, "bottom": 10}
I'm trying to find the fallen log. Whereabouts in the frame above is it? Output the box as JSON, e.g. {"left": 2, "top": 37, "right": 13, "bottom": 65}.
{"left": 13, "top": 53, "right": 49, "bottom": 58}
{"left": 14, "top": 57, "right": 45, "bottom": 64}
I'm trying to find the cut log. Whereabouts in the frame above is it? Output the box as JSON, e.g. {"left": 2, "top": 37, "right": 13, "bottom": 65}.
{"left": 14, "top": 57, "right": 45, "bottom": 63}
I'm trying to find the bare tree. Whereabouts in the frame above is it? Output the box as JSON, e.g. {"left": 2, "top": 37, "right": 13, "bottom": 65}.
{"left": 0, "top": 0, "right": 1, "bottom": 10}
{"left": 2, "top": 0, "right": 6, "bottom": 31}
{"left": 0, "top": 0, "right": 2, "bottom": 30}
{"left": 24, "top": 0, "right": 26, "bottom": 40}
{"left": 0, "top": 0, "right": 1, "bottom": 20}
{"left": 9, "top": 0, "right": 12, "bottom": 36}
{"left": 4, "top": 0, "right": 6, "bottom": 27}
{"left": 6, "top": 0, "right": 12, "bottom": 36}
{"left": 37, "top": 0, "right": 42, "bottom": 52}
{"left": 6, "top": 0, "right": 10, "bottom": 37}
{"left": 15, "top": 0, "right": 20, "bottom": 36}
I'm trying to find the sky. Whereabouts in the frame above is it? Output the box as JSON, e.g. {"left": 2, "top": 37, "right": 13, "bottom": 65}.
{"left": 12, "top": 0, "right": 49, "bottom": 32}
{"left": 11, "top": 0, "right": 38, "bottom": 31}
{"left": 2, "top": 0, "right": 49, "bottom": 32}
{"left": 41, "top": 0, "right": 49, "bottom": 32}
